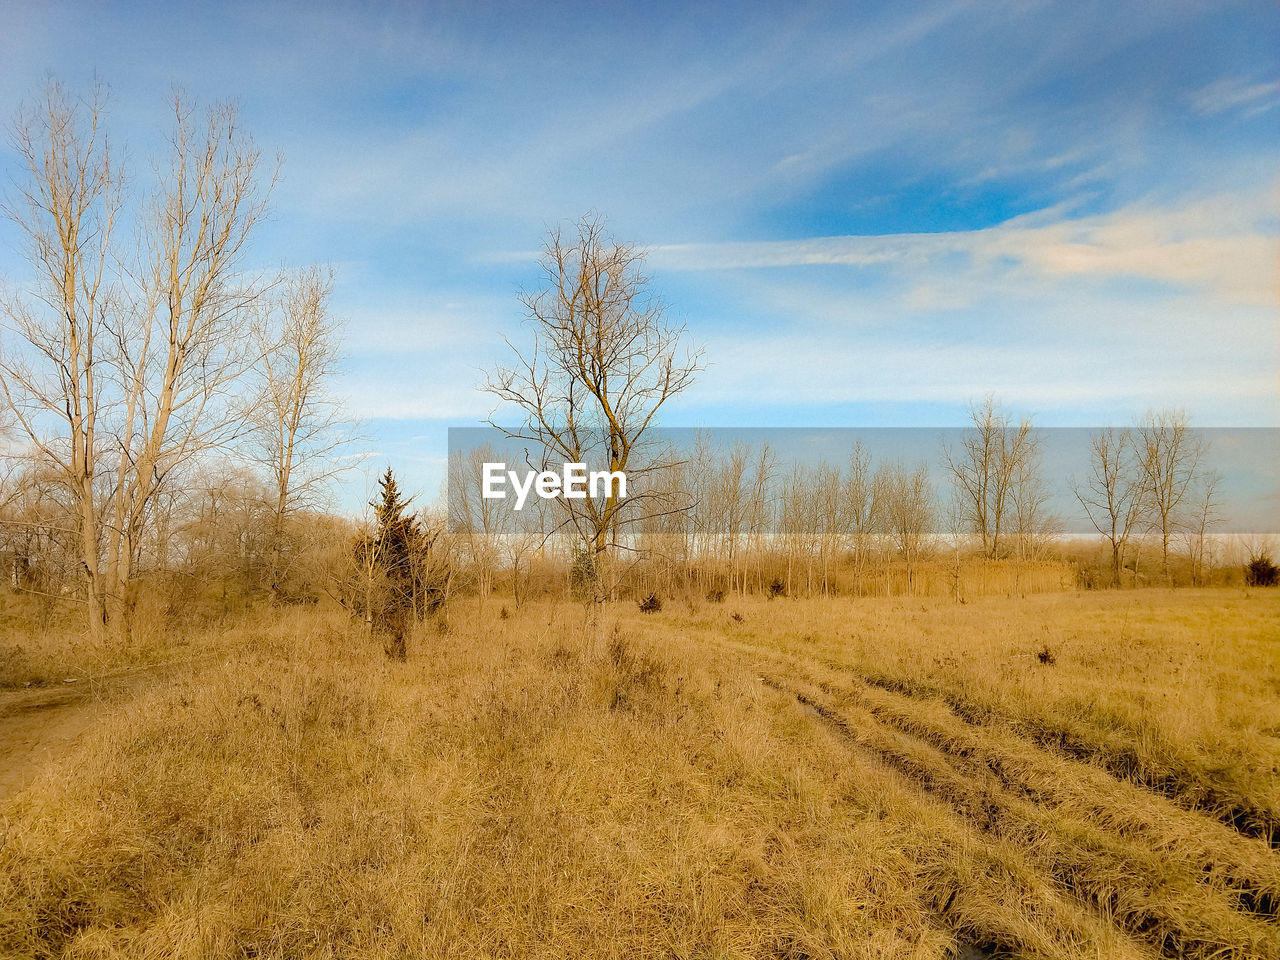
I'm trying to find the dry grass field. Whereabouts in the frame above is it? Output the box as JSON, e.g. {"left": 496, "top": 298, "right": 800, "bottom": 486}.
{"left": 1, "top": 589, "right": 1278, "bottom": 959}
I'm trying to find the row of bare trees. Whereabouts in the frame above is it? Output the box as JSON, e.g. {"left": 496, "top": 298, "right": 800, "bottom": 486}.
{"left": 1074, "top": 411, "right": 1217, "bottom": 587}
{"left": 448, "top": 410, "right": 1227, "bottom": 602}
{"left": 628, "top": 441, "right": 939, "bottom": 598}
{"left": 451, "top": 405, "right": 1226, "bottom": 603}
{"left": 0, "top": 83, "right": 353, "bottom": 637}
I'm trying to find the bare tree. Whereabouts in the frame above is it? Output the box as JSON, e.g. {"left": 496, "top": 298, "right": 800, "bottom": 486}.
{"left": 709, "top": 441, "right": 750, "bottom": 595}
{"left": 843, "top": 441, "right": 882, "bottom": 594}
{"left": 251, "top": 265, "right": 353, "bottom": 600}
{"left": 1074, "top": 427, "right": 1144, "bottom": 587}
{"left": 449, "top": 443, "right": 509, "bottom": 609}
{"left": 940, "top": 486, "right": 969, "bottom": 602}
{"left": 0, "top": 81, "right": 120, "bottom": 637}
{"left": 482, "top": 214, "right": 703, "bottom": 601}
{"left": 1136, "top": 410, "right": 1206, "bottom": 584}
{"left": 1182, "top": 469, "right": 1221, "bottom": 587}
{"left": 677, "top": 430, "right": 715, "bottom": 592}
{"left": 943, "top": 396, "right": 1039, "bottom": 560}
{"left": 743, "top": 442, "right": 776, "bottom": 596}
{"left": 505, "top": 491, "right": 546, "bottom": 608}
{"left": 882, "top": 460, "right": 933, "bottom": 593}
{"left": 1010, "top": 434, "right": 1057, "bottom": 561}
{"left": 811, "top": 462, "right": 845, "bottom": 596}
{"left": 102, "top": 95, "right": 272, "bottom": 630}
{"left": 1, "top": 84, "right": 274, "bottom": 637}
{"left": 779, "top": 463, "right": 820, "bottom": 597}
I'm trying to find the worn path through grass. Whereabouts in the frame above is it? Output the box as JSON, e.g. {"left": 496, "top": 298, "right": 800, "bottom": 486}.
{"left": 0, "top": 661, "right": 189, "bottom": 803}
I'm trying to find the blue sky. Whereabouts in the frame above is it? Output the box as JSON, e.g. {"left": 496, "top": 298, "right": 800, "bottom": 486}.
{"left": 1, "top": 0, "right": 1277, "bottom": 508}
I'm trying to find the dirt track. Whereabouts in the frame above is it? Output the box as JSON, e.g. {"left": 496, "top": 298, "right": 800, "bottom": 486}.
{"left": 0, "top": 664, "right": 177, "bottom": 803}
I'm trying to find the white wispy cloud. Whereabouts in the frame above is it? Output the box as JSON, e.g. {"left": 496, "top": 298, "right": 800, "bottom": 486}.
{"left": 1190, "top": 77, "right": 1280, "bottom": 117}
{"left": 649, "top": 191, "right": 1279, "bottom": 307}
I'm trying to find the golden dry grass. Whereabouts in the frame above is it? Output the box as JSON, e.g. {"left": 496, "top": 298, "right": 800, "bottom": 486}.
{"left": 1, "top": 589, "right": 1277, "bottom": 959}
{"left": 0, "top": 586, "right": 201, "bottom": 690}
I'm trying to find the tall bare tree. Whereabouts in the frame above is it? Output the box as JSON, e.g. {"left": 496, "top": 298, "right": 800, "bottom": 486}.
{"left": 102, "top": 95, "right": 271, "bottom": 630}
{"left": 778, "top": 463, "right": 820, "bottom": 597}
{"left": 251, "top": 265, "right": 352, "bottom": 599}
{"left": 504, "top": 490, "right": 546, "bottom": 609}
{"left": 1136, "top": 410, "right": 1206, "bottom": 584}
{"left": 882, "top": 460, "right": 933, "bottom": 593}
{"left": 743, "top": 442, "right": 776, "bottom": 596}
{"left": 943, "top": 396, "right": 1039, "bottom": 560}
{"left": 1074, "top": 427, "right": 1144, "bottom": 587}
{"left": 1010, "top": 435, "right": 1058, "bottom": 562}
{"left": 1, "top": 83, "right": 274, "bottom": 637}
{"left": 712, "top": 442, "right": 751, "bottom": 595}
{"left": 1182, "top": 469, "right": 1221, "bottom": 587}
{"left": 0, "top": 81, "right": 120, "bottom": 636}
{"left": 843, "top": 441, "right": 883, "bottom": 594}
{"left": 483, "top": 214, "right": 703, "bottom": 600}
{"left": 449, "top": 443, "right": 511, "bottom": 609}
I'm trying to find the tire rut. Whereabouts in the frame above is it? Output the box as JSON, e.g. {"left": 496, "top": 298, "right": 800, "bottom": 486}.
{"left": 766, "top": 674, "right": 1278, "bottom": 960}
{"left": 855, "top": 670, "right": 1280, "bottom": 849}
{"left": 696, "top": 632, "right": 1279, "bottom": 960}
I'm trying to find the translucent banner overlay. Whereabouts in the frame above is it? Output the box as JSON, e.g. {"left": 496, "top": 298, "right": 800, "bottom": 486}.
{"left": 447, "top": 427, "right": 1279, "bottom": 536}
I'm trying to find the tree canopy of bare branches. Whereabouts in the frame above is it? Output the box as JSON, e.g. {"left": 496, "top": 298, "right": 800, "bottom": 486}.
{"left": 250, "top": 265, "right": 354, "bottom": 599}
{"left": 1074, "top": 427, "right": 1145, "bottom": 586}
{"left": 1137, "top": 409, "right": 1207, "bottom": 584}
{"left": 1, "top": 82, "right": 275, "bottom": 637}
{"left": 482, "top": 214, "right": 703, "bottom": 596}
{"left": 943, "top": 397, "right": 1044, "bottom": 559}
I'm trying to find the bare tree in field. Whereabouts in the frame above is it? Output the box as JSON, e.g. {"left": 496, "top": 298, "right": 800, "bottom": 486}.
{"left": 505, "top": 491, "right": 546, "bottom": 608}
{"left": 882, "top": 460, "right": 933, "bottom": 593}
{"left": 1, "top": 83, "right": 274, "bottom": 637}
{"left": 0, "top": 82, "right": 120, "bottom": 637}
{"left": 779, "top": 463, "right": 821, "bottom": 597}
{"left": 679, "top": 430, "right": 715, "bottom": 591}
{"left": 449, "top": 443, "right": 509, "bottom": 609}
{"left": 1011, "top": 441, "right": 1060, "bottom": 563}
{"left": 1137, "top": 410, "right": 1206, "bottom": 584}
{"left": 843, "top": 441, "right": 882, "bottom": 594}
{"left": 100, "top": 96, "right": 271, "bottom": 632}
{"left": 1182, "top": 469, "right": 1221, "bottom": 587}
{"left": 943, "top": 396, "right": 1039, "bottom": 560}
{"left": 482, "top": 214, "right": 703, "bottom": 601}
{"left": 251, "top": 265, "right": 353, "bottom": 600}
{"left": 743, "top": 442, "right": 776, "bottom": 595}
{"left": 103, "top": 95, "right": 272, "bottom": 629}
{"left": 1074, "top": 427, "right": 1144, "bottom": 587}
{"left": 713, "top": 442, "right": 754, "bottom": 595}
{"left": 697, "top": 442, "right": 735, "bottom": 592}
